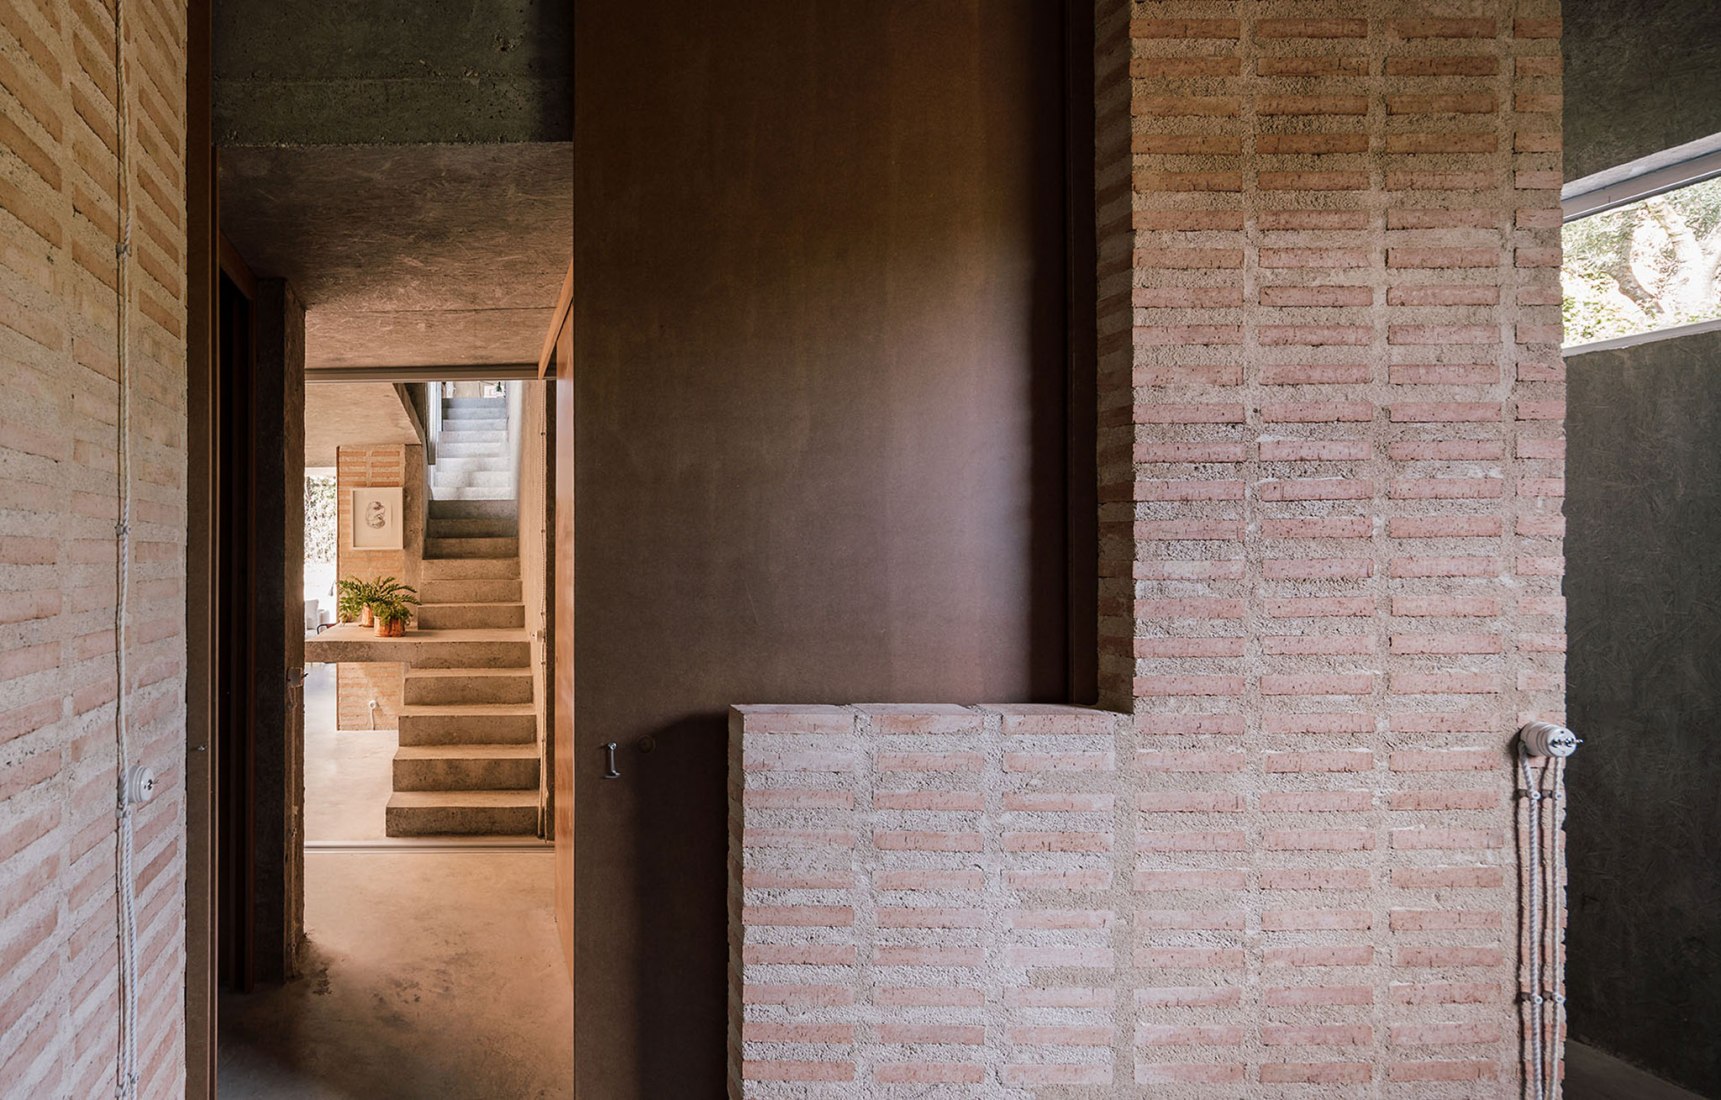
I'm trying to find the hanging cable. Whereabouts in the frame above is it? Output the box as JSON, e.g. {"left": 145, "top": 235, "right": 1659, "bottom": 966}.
{"left": 1547, "top": 755, "right": 1568, "bottom": 1096}
{"left": 1519, "top": 746, "right": 1546, "bottom": 1100}
{"left": 111, "top": 0, "right": 140, "bottom": 1095}
{"left": 1517, "top": 722, "right": 1580, "bottom": 1100}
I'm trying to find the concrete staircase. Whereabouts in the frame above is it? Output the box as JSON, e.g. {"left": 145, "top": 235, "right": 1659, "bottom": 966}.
{"left": 385, "top": 393, "right": 539, "bottom": 837}
{"left": 431, "top": 395, "right": 513, "bottom": 501}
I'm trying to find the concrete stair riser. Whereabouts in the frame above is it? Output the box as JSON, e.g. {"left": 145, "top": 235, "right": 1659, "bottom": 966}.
{"left": 427, "top": 517, "right": 517, "bottom": 538}
{"left": 436, "top": 441, "right": 508, "bottom": 458}
{"left": 435, "top": 455, "right": 511, "bottom": 473}
{"left": 434, "top": 469, "right": 512, "bottom": 488}
{"left": 420, "top": 556, "right": 520, "bottom": 581}
{"left": 428, "top": 498, "right": 517, "bottom": 520}
{"left": 426, "top": 536, "right": 518, "bottom": 559}
{"left": 420, "top": 578, "right": 522, "bottom": 603}
{"left": 386, "top": 791, "right": 537, "bottom": 836}
{"left": 302, "top": 631, "right": 527, "bottom": 670}
{"left": 397, "top": 705, "right": 537, "bottom": 746}
{"left": 432, "top": 487, "right": 514, "bottom": 501}
{"left": 416, "top": 602, "right": 526, "bottom": 630}
{"left": 403, "top": 668, "right": 533, "bottom": 705}
{"left": 404, "top": 641, "right": 529, "bottom": 670}
{"left": 393, "top": 745, "right": 540, "bottom": 791}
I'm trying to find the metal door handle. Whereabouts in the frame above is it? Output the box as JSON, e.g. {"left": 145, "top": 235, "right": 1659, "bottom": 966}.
{"left": 602, "top": 742, "right": 620, "bottom": 779}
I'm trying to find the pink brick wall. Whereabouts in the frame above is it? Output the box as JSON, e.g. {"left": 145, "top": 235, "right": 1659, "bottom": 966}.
{"left": 731, "top": 2, "right": 1565, "bottom": 1095}
{"left": 334, "top": 442, "right": 416, "bottom": 729}
{"left": 0, "top": 0, "right": 190, "bottom": 1094}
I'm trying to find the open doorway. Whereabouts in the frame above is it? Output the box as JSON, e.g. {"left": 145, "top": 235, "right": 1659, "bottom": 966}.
{"left": 213, "top": 372, "right": 569, "bottom": 1097}
{"left": 187, "top": 0, "right": 575, "bottom": 1085}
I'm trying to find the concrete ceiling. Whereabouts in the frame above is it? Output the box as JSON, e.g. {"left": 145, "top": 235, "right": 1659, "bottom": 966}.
{"left": 213, "top": 0, "right": 571, "bottom": 147}
{"left": 218, "top": 142, "right": 571, "bottom": 370}
{"left": 305, "top": 382, "right": 420, "bottom": 466}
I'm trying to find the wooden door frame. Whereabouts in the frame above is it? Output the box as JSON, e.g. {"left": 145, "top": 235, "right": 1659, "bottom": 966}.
{"left": 184, "top": 0, "right": 216, "bottom": 1087}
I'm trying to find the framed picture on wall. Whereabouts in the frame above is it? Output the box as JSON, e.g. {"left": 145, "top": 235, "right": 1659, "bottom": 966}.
{"left": 350, "top": 487, "right": 404, "bottom": 550}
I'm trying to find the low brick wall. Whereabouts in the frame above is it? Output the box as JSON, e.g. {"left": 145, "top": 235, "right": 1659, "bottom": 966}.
{"left": 730, "top": 703, "right": 1523, "bottom": 1095}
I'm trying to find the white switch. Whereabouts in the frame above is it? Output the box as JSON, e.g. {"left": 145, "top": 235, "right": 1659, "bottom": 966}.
{"left": 125, "top": 765, "right": 158, "bottom": 806}
{"left": 1520, "top": 721, "right": 1581, "bottom": 758}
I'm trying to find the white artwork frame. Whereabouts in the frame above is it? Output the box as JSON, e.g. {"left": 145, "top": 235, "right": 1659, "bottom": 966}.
{"left": 350, "top": 486, "right": 404, "bottom": 550}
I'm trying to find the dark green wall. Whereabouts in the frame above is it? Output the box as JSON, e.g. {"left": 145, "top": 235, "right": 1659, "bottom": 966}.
{"left": 1564, "top": 0, "right": 1721, "bottom": 181}
{"left": 1566, "top": 329, "right": 1721, "bottom": 1096}
{"left": 214, "top": 0, "right": 571, "bottom": 145}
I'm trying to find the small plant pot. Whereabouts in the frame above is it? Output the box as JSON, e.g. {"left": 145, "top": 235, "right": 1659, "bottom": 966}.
{"left": 375, "top": 618, "right": 406, "bottom": 638}
{"left": 359, "top": 606, "right": 374, "bottom": 627}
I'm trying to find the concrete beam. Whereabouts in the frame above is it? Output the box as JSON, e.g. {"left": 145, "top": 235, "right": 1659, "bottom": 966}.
{"left": 214, "top": 0, "right": 571, "bottom": 146}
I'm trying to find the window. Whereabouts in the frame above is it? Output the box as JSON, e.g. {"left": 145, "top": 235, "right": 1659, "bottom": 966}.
{"left": 1562, "top": 161, "right": 1721, "bottom": 348}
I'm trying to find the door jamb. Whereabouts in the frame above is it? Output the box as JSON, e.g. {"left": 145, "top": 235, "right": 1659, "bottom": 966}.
{"left": 184, "top": 0, "right": 215, "bottom": 1088}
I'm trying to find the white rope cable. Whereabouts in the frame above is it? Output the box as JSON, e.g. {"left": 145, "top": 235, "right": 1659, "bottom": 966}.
{"left": 1520, "top": 747, "right": 1546, "bottom": 1100}
{"left": 111, "top": 0, "right": 140, "bottom": 1095}
{"left": 1539, "top": 751, "right": 1557, "bottom": 1094}
{"left": 1547, "top": 756, "right": 1567, "bottom": 1097}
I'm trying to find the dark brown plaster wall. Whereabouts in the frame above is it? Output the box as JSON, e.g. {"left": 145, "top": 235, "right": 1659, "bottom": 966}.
{"left": 1566, "top": 330, "right": 1721, "bottom": 1096}
{"left": 571, "top": 2, "right": 1071, "bottom": 1092}
{"left": 1563, "top": 0, "right": 1721, "bottom": 181}
{"left": 250, "top": 278, "right": 306, "bottom": 981}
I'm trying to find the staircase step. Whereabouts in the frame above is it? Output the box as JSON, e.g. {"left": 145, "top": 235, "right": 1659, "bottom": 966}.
{"left": 428, "top": 516, "right": 516, "bottom": 538}
{"left": 386, "top": 790, "right": 537, "bottom": 836}
{"left": 421, "top": 556, "right": 520, "bottom": 581}
{"left": 416, "top": 602, "right": 525, "bottom": 630}
{"left": 435, "top": 455, "right": 511, "bottom": 473}
{"left": 433, "top": 487, "right": 514, "bottom": 501}
{"left": 437, "top": 440, "right": 508, "bottom": 457}
{"left": 426, "top": 536, "right": 518, "bottom": 559}
{"left": 393, "top": 744, "right": 540, "bottom": 791}
{"left": 429, "top": 498, "right": 517, "bottom": 520}
{"left": 404, "top": 667, "right": 533, "bottom": 705}
{"left": 304, "top": 626, "right": 527, "bottom": 669}
{"left": 443, "top": 397, "right": 507, "bottom": 411}
{"left": 398, "top": 703, "right": 537, "bottom": 746}
{"left": 420, "top": 577, "right": 522, "bottom": 604}
{"left": 434, "top": 468, "right": 512, "bottom": 488}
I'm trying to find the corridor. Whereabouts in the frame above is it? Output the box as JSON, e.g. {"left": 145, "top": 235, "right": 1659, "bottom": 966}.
{"left": 216, "top": 669, "right": 571, "bottom": 1099}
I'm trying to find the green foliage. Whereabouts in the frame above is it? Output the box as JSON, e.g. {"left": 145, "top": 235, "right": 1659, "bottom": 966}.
{"left": 368, "top": 577, "right": 420, "bottom": 626}
{"left": 334, "top": 576, "right": 419, "bottom": 624}
{"left": 1562, "top": 175, "right": 1721, "bottom": 345}
{"left": 304, "top": 475, "right": 337, "bottom": 564}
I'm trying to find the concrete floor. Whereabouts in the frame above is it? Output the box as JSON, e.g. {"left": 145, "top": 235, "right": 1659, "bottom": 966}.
{"left": 219, "top": 664, "right": 571, "bottom": 1098}
{"left": 302, "top": 663, "right": 396, "bottom": 842}
{"left": 218, "top": 850, "right": 572, "bottom": 1098}
{"left": 1566, "top": 1042, "right": 1710, "bottom": 1100}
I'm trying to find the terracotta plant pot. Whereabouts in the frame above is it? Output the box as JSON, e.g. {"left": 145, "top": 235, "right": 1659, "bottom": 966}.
{"left": 375, "top": 618, "right": 406, "bottom": 638}
{"left": 359, "top": 606, "right": 374, "bottom": 627}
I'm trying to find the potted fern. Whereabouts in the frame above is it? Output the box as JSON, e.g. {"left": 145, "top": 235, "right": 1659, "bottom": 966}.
{"left": 369, "top": 579, "right": 420, "bottom": 637}
{"left": 335, "top": 577, "right": 379, "bottom": 626}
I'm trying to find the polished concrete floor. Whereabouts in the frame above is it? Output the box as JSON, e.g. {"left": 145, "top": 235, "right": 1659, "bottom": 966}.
{"left": 218, "top": 664, "right": 571, "bottom": 1099}
{"left": 1566, "top": 1042, "right": 1709, "bottom": 1100}
{"left": 302, "top": 663, "right": 396, "bottom": 842}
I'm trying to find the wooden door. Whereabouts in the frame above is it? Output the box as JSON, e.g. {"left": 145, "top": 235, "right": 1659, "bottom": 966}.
{"left": 552, "top": 311, "right": 575, "bottom": 990}
{"left": 572, "top": 3, "right": 1077, "bottom": 1091}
